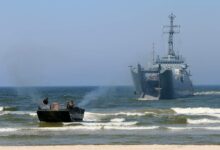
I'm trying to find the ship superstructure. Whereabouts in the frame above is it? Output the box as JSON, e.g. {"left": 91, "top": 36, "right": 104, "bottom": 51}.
{"left": 130, "top": 13, "right": 193, "bottom": 100}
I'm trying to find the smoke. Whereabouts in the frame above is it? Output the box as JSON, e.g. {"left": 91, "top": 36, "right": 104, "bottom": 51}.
{"left": 3, "top": 46, "right": 47, "bottom": 104}
{"left": 15, "top": 87, "right": 42, "bottom": 105}
{"left": 78, "top": 87, "right": 108, "bottom": 107}
{"left": 4, "top": 46, "right": 47, "bottom": 87}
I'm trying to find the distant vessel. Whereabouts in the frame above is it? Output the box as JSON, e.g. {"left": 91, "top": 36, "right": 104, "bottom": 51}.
{"left": 130, "top": 13, "right": 194, "bottom": 100}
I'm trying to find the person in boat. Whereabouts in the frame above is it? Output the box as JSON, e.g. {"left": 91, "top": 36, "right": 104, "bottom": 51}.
{"left": 67, "top": 100, "right": 75, "bottom": 109}
{"left": 38, "top": 97, "right": 50, "bottom": 110}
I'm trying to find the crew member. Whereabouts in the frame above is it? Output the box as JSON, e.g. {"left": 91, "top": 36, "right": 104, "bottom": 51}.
{"left": 67, "top": 100, "right": 75, "bottom": 109}
{"left": 38, "top": 97, "right": 50, "bottom": 110}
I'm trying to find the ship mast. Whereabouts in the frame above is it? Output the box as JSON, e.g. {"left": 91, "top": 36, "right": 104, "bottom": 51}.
{"left": 152, "top": 42, "right": 155, "bottom": 63}
{"left": 163, "top": 13, "right": 180, "bottom": 56}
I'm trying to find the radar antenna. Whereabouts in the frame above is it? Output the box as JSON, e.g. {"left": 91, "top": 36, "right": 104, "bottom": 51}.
{"left": 163, "top": 13, "right": 180, "bottom": 56}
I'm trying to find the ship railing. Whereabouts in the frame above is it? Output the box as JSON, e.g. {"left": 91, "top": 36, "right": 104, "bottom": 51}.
{"left": 155, "top": 60, "right": 184, "bottom": 64}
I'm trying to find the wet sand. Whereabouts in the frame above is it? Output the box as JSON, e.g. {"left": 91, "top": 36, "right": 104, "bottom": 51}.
{"left": 0, "top": 145, "right": 220, "bottom": 150}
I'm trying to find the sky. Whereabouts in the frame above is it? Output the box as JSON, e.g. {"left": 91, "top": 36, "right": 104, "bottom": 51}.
{"left": 0, "top": 0, "right": 220, "bottom": 86}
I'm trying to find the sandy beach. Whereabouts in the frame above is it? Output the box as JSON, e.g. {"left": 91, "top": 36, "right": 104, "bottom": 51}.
{"left": 0, "top": 145, "right": 220, "bottom": 150}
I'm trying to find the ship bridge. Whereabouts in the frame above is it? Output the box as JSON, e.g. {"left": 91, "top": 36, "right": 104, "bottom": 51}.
{"left": 155, "top": 55, "right": 184, "bottom": 64}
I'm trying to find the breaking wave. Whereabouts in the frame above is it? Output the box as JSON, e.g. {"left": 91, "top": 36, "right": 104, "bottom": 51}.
{"left": 2, "top": 125, "right": 220, "bottom": 133}
{"left": 85, "top": 111, "right": 149, "bottom": 117}
{"left": 115, "top": 112, "right": 152, "bottom": 116}
{"left": 138, "top": 95, "right": 159, "bottom": 101}
{"left": 172, "top": 107, "right": 220, "bottom": 117}
{"left": 81, "top": 121, "right": 138, "bottom": 127}
{"left": 0, "top": 111, "right": 37, "bottom": 117}
{"left": 0, "top": 125, "right": 159, "bottom": 133}
{"left": 187, "top": 118, "right": 220, "bottom": 124}
{"left": 0, "top": 106, "right": 18, "bottom": 111}
{"left": 84, "top": 111, "right": 155, "bottom": 121}
{"left": 167, "top": 126, "right": 220, "bottom": 131}
{"left": 64, "top": 117, "right": 137, "bottom": 127}
{"left": 194, "top": 91, "right": 220, "bottom": 96}
{"left": 110, "top": 118, "right": 125, "bottom": 122}
{"left": 0, "top": 128, "right": 18, "bottom": 132}
{"left": 36, "top": 125, "right": 159, "bottom": 131}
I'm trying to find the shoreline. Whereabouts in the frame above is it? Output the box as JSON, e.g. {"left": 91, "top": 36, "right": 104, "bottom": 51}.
{"left": 0, "top": 145, "right": 220, "bottom": 150}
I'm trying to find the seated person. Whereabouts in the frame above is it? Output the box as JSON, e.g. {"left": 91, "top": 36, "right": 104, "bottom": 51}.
{"left": 38, "top": 97, "right": 50, "bottom": 110}
{"left": 67, "top": 100, "right": 75, "bottom": 109}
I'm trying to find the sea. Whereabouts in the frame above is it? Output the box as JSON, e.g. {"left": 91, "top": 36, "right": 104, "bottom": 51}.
{"left": 0, "top": 85, "right": 220, "bottom": 145}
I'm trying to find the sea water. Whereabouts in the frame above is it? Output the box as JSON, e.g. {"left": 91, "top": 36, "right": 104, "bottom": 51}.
{"left": 0, "top": 86, "right": 220, "bottom": 145}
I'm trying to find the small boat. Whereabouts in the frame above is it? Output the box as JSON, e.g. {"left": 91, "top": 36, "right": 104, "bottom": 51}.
{"left": 37, "top": 99, "right": 85, "bottom": 122}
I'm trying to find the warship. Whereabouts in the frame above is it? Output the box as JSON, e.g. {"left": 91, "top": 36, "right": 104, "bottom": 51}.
{"left": 130, "top": 13, "right": 193, "bottom": 100}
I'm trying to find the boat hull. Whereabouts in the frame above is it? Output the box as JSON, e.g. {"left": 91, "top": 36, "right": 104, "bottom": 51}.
{"left": 37, "top": 108, "right": 85, "bottom": 122}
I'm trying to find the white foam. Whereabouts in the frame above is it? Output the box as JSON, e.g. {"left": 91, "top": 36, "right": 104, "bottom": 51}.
{"left": 103, "top": 126, "right": 159, "bottom": 130}
{"left": 203, "top": 127, "right": 220, "bottom": 130}
{"left": 81, "top": 121, "right": 138, "bottom": 127}
{"left": 167, "top": 126, "right": 220, "bottom": 131}
{"left": 35, "top": 125, "right": 159, "bottom": 131}
{"left": 110, "top": 118, "right": 125, "bottom": 122}
{"left": 187, "top": 118, "right": 220, "bottom": 124}
{"left": 0, "top": 106, "right": 3, "bottom": 111}
{"left": 0, "top": 111, "right": 37, "bottom": 116}
{"left": 84, "top": 112, "right": 103, "bottom": 121}
{"left": 138, "top": 95, "right": 159, "bottom": 101}
{"left": 115, "top": 112, "right": 148, "bottom": 116}
{"left": 194, "top": 91, "right": 220, "bottom": 96}
{"left": 84, "top": 111, "right": 154, "bottom": 121}
{"left": 35, "top": 126, "right": 102, "bottom": 131}
{"left": 167, "top": 127, "right": 193, "bottom": 130}
{"left": 172, "top": 107, "right": 220, "bottom": 117}
{"left": 0, "top": 128, "right": 18, "bottom": 132}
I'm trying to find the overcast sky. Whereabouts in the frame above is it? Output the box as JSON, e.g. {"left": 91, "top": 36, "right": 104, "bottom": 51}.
{"left": 0, "top": 0, "right": 219, "bottom": 86}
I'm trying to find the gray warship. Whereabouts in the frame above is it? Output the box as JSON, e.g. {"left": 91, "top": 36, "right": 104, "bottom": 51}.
{"left": 130, "top": 13, "right": 193, "bottom": 100}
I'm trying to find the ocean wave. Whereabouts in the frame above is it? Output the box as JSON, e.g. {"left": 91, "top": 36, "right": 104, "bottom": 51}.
{"left": 37, "top": 125, "right": 159, "bottom": 131}
{"left": 0, "top": 128, "right": 18, "bottom": 132}
{"left": 138, "top": 95, "right": 159, "bottom": 101}
{"left": 0, "top": 111, "right": 37, "bottom": 117}
{"left": 194, "top": 91, "right": 220, "bottom": 96}
{"left": 3, "top": 106, "right": 18, "bottom": 111}
{"left": 103, "top": 126, "right": 159, "bottom": 130}
{"left": 85, "top": 112, "right": 148, "bottom": 117}
{"left": 63, "top": 118, "right": 137, "bottom": 127}
{"left": 167, "top": 126, "right": 220, "bottom": 131}
{"left": 2, "top": 125, "right": 220, "bottom": 133}
{"left": 115, "top": 112, "right": 149, "bottom": 116}
{"left": 110, "top": 118, "right": 125, "bottom": 122}
{"left": 171, "top": 107, "right": 220, "bottom": 117}
{"left": 84, "top": 111, "right": 155, "bottom": 121}
{"left": 81, "top": 121, "right": 138, "bottom": 127}
{"left": 0, "top": 125, "right": 159, "bottom": 132}
{"left": 187, "top": 118, "right": 220, "bottom": 124}
{"left": 0, "top": 106, "right": 18, "bottom": 111}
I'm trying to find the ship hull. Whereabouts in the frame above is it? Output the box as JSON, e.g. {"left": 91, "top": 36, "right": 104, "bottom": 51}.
{"left": 131, "top": 69, "right": 193, "bottom": 100}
